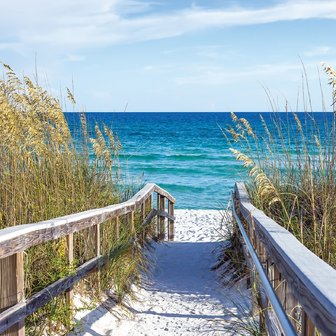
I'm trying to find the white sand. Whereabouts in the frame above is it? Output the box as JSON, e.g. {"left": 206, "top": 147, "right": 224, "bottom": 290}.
{"left": 72, "top": 210, "right": 249, "bottom": 336}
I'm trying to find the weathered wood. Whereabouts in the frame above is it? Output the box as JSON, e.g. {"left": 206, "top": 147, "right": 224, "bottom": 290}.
{"left": 240, "top": 240, "right": 253, "bottom": 288}
{"left": 65, "top": 233, "right": 74, "bottom": 329}
{"left": 157, "top": 195, "right": 165, "bottom": 240}
{"left": 157, "top": 210, "right": 175, "bottom": 222}
{"left": 95, "top": 224, "right": 101, "bottom": 257}
{"left": 140, "top": 203, "right": 146, "bottom": 244}
{"left": 152, "top": 185, "right": 175, "bottom": 204}
{"left": 0, "top": 256, "right": 103, "bottom": 334}
{"left": 0, "top": 208, "right": 160, "bottom": 334}
{"left": 285, "top": 283, "right": 300, "bottom": 331}
{"left": 263, "top": 258, "right": 283, "bottom": 334}
{"left": 235, "top": 182, "right": 336, "bottom": 335}
{"left": 273, "top": 266, "right": 285, "bottom": 307}
{"left": 115, "top": 216, "right": 120, "bottom": 240}
{"left": 144, "top": 194, "right": 153, "bottom": 237}
{"left": 0, "top": 184, "right": 175, "bottom": 260}
{"left": 168, "top": 201, "right": 174, "bottom": 241}
{"left": 302, "top": 311, "right": 316, "bottom": 336}
{"left": 129, "top": 211, "right": 135, "bottom": 235}
{"left": 94, "top": 223, "right": 101, "bottom": 294}
{"left": 259, "top": 286, "right": 282, "bottom": 336}
{"left": 0, "top": 183, "right": 175, "bottom": 335}
{"left": 0, "top": 253, "right": 25, "bottom": 336}
{"left": 255, "top": 237, "right": 266, "bottom": 333}
{"left": 142, "top": 209, "right": 157, "bottom": 228}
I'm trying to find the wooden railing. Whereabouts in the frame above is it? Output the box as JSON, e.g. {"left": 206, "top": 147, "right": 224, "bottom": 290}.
{"left": 234, "top": 182, "right": 336, "bottom": 336}
{"left": 0, "top": 183, "right": 175, "bottom": 336}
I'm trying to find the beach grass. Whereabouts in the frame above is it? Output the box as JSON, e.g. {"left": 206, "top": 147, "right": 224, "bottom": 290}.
{"left": 0, "top": 64, "right": 151, "bottom": 334}
{"left": 224, "top": 63, "right": 336, "bottom": 267}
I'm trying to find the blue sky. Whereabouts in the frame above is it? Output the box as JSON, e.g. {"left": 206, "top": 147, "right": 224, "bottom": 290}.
{"left": 1, "top": 0, "right": 336, "bottom": 112}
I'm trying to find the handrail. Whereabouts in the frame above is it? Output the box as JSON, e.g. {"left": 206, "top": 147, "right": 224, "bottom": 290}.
{"left": 234, "top": 182, "right": 336, "bottom": 335}
{"left": 232, "top": 194, "right": 296, "bottom": 336}
{"left": 0, "top": 183, "right": 175, "bottom": 259}
{"left": 0, "top": 183, "right": 175, "bottom": 335}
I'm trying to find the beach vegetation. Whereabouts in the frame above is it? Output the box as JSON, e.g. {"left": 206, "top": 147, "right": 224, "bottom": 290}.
{"left": 0, "top": 63, "right": 152, "bottom": 335}
{"left": 224, "top": 63, "right": 336, "bottom": 267}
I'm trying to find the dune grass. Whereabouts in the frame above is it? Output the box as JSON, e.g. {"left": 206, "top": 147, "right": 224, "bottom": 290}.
{"left": 0, "top": 64, "right": 152, "bottom": 335}
{"left": 224, "top": 63, "right": 336, "bottom": 267}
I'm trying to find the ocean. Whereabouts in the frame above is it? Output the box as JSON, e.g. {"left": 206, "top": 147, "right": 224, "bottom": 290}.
{"left": 64, "top": 112, "right": 331, "bottom": 210}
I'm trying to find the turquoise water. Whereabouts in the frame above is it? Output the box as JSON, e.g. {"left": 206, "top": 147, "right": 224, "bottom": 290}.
{"left": 65, "top": 112, "right": 331, "bottom": 209}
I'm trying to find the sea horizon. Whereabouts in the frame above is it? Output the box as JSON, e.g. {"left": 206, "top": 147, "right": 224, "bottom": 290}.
{"left": 65, "top": 111, "right": 332, "bottom": 210}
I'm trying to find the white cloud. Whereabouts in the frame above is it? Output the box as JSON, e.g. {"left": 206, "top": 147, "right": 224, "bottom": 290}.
{"left": 304, "top": 46, "right": 336, "bottom": 57}
{"left": 0, "top": 0, "right": 335, "bottom": 52}
{"left": 175, "top": 63, "right": 304, "bottom": 86}
{"left": 64, "top": 54, "right": 86, "bottom": 62}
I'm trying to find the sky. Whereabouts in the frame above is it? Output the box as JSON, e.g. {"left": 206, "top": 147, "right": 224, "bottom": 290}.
{"left": 1, "top": 0, "right": 336, "bottom": 112}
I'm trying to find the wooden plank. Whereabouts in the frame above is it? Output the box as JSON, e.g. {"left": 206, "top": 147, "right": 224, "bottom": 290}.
{"left": 95, "top": 224, "right": 101, "bottom": 257}
{"left": 285, "top": 282, "right": 300, "bottom": 332}
{"left": 144, "top": 195, "right": 154, "bottom": 238}
{"left": 254, "top": 237, "right": 265, "bottom": 333}
{"left": 129, "top": 211, "right": 135, "bottom": 236}
{"left": 157, "top": 195, "right": 165, "bottom": 240}
{"left": 0, "top": 183, "right": 174, "bottom": 259}
{"left": 168, "top": 201, "right": 174, "bottom": 241}
{"left": 235, "top": 182, "right": 336, "bottom": 335}
{"left": 241, "top": 241, "right": 253, "bottom": 288}
{"left": 157, "top": 210, "right": 175, "bottom": 222}
{"left": 0, "top": 205, "right": 133, "bottom": 259}
{"left": 142, "top": 209, "right": 157, "bottom": 227}
{"left": 153, "top": 185, "right": 176, "bottom": 204}
{"left": 65, "top": 233, "right": 74, "bottom": 330}
{"left": 0, "top": 253, "right": 25, "bottom": 336}
{"left": 302, "top": 311, "right": 316, "bottom": 336}
{"left": 15, "top": 253, "right": 24, "bottom": 336}
{"left": 0, "top": 256, "right": 102, "bottom": 334}
{"left": 0, "top": 208, "right": 159, "bottom": 334}
{"left": 141, "top": 202, "right": 146, "bottom": 245}
{"left": 273, "top": 266, "right": 285, "bottom": 307}
{"left": 128, "top": 183, "right": 155, "bottom": 206}
{"left": 260, "top": 286, "right": 282, "bottom": 336}
{"left": 115, "top": 216, "right": 120, "bottom": 240}
{"left": 128, "top": 183, "right": 175, "bottom": 205}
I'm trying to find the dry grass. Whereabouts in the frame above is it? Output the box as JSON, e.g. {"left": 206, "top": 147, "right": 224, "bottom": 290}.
{"left": 224, "top": 64, "right": 336, "bottom": 267}
{"left": 0, "top": 64, "right": 152, "bottom": 335}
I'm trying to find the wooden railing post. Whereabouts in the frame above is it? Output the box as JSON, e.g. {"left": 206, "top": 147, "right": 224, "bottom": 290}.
{"left": 284, "top": 283, "right": 300, "bottom": 332}
{"left": 94, "top": 223, "right": 101, "bottom": 294}
{"left": 145, "top": 194, "right": 154, "bottom": 238}
{"left": 302, "top": 311, "right": 316, "bottom": 336}
{"left": 156, "top": 194, "right": 160, "bottom": 239}
{"left": 255, "top": 237, "right": 266, "bottom": 332}
{"left": 129, "top": 211, "right": 135, "bottom": 236}
{"left": 168, "top": 200, "right": 174, "bottom": 241}
{"left": 95, "top": 224, "right": 101, "bottom": 257}
{"left": 0, "top": 253, "right": 25, "bottom": 336}
{"left": 65, "top": 233, "right": 74, "bottom": 330}
{"left": 141, "top": 201, "right": 146, "bottom": 245}
{"left": 116, "top": 216, "right": 120, "bottom": 240}
{"left": 157, "top": 194, "right": 165, "bottom": 240}
{"left": 146, "top": 194, "right": 152, "bottom": 212}
{"left": 0, "top": 183, "right": 176, "bottom": 333}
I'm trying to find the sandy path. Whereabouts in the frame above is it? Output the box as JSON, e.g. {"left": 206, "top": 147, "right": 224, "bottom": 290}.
{"left": 73, "top": 210, "right": 247, "bottom": 336}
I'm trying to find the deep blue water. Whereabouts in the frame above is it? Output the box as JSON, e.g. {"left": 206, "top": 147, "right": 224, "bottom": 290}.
{"left": 64, "top": 112, "right": 332, "bottom": 209}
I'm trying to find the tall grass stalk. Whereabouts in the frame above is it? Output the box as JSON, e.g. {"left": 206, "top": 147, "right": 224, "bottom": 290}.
{"left": 0, "top": 64, "right": 151, "bottom": 335}
{"left": 225, "top": 64, "right": 336, "bottom": 267}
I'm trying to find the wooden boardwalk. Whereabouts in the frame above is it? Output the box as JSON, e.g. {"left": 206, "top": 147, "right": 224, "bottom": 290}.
{"left": 1, "top": 182, "right": 336, "bottom": 335}
{"left": 72, "top": 210, "right": 248, "bottom": 336}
